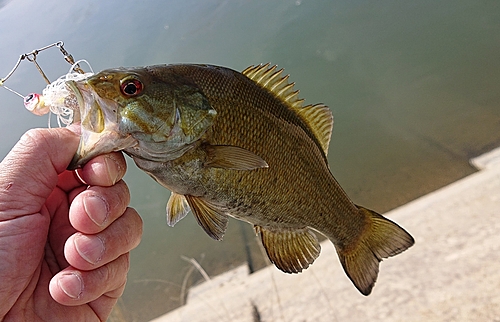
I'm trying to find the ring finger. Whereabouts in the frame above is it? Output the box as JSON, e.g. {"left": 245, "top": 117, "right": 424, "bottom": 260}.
{"left": 64, "top": 207, "right": 142, "bottom": 271}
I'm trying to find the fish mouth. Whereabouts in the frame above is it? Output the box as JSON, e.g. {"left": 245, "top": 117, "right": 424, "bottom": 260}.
{"left": 67, "top": 80, "right": 137, "bottom": 169}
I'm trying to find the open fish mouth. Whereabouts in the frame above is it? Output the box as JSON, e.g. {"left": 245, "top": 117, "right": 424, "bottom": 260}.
{"left": 66, "top": 79, "right": 137, "bottom": 169}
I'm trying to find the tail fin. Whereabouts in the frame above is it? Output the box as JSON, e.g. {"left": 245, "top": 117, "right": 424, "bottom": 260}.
{"left": 335, "top": 206, "right": 414, "bottom": 296}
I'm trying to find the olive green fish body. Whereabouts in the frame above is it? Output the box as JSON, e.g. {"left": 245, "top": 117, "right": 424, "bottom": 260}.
{"left": 69, "top": 63, "right": 414, "bottom": 295}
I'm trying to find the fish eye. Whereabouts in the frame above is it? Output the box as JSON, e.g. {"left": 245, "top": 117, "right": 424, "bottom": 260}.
{"left": 120, "top": 78, "right": 143, "bottom": 97}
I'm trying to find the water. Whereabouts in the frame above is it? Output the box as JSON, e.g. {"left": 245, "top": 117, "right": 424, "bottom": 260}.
{"left": 1, "top": 1, "right": 499, "bottom": 321}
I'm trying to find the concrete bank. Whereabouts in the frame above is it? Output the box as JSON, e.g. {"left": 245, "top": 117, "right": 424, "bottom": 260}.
{"left": 152, "top": 147, "right": 500, "bottom": 322}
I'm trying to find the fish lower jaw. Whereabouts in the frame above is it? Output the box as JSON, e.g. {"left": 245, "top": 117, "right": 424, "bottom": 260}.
{"left": 69, "top": 130, "right": 137, "bottom": 169}
{"left": 124, "top": 139, "right": 198, "bottom": 163}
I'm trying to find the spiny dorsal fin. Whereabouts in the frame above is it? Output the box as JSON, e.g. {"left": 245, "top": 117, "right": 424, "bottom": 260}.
{"left": 242, "top": 63, "right": 304, "bottom": 110}
{"left": 242, "top": 63, "right": 334, "bottom": 155}
{"left": 254, "top": 225, "right": 321, "bottom": 273}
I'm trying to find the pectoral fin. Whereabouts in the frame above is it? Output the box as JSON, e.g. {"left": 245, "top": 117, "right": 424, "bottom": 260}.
{"left": 166, "top": 192, "right": 190, "bottom": 227}
{"left": 185, "top": 195, "right": 228, "bottom": 241}
{"left": 255, "top": 226, "right": 321, "bottom": 273}
{"left": 205, "top": 145, "right": 268, "bottom": 170}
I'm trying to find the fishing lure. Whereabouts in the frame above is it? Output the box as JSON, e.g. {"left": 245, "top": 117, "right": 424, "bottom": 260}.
{"left": 0, "top": 41, "right": 93, "bottom": 127}
{"left": 23, "top": 66, "right": 93, "bottom": 126}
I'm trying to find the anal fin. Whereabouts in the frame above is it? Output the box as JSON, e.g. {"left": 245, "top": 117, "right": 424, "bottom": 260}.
{"left": 166, "top": 192, "right": 190, "bottom": 227}
{"left": 185, "top": 195, "right": 228, "bottom": 241}
{"left": 255, "top": 226, "right": 321, "bottom": 273}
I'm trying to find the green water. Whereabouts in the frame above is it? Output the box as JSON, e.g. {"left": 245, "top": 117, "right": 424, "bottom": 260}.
{"left": 1, "top": 1, "right": 499, "bottom": 320}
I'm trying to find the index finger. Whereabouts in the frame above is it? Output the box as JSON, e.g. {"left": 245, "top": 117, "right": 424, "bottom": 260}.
{"left": 61, "top": 125, "right": 127, "bottom": 188}
{"left": 57, "top": 152, "right": 127, "bottom": 192}
{"left": 79, "top": 152, "right": 127, "bottom": 187}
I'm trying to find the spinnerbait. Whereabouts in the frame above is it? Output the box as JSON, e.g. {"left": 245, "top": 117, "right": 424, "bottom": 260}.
{"left": 0, "top": 41, "right": 93, "bottom": 127}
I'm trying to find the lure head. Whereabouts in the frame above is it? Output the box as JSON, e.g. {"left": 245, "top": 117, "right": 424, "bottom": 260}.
{"left": 24, "top": 93, "right": 50, "bottom": 116}
{"left": 67, "top": 66, "right": 216, "bottom": 169}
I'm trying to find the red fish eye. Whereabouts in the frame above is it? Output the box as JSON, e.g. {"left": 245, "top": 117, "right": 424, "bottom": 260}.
{"left": 120, "top": 79, "right": 143, "bottom": 96}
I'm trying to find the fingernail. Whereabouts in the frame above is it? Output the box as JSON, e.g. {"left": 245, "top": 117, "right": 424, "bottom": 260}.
{"left": 105, "top": 155, "right": 121, "bottom": 185}
{"left": 75, "top": 234, "right": 105, "bottom": 265}
{"left": 83, "top": 195, "right": 109, "bottom": 226}
{"left": 58, "top": 272, "right": 83, "bottom": 299}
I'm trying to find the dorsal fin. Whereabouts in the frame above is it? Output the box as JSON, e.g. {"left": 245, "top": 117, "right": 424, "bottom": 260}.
{"left": 242, "top": 63, "right": 334, "bottom": 155}
{"left": 296, "top": 103, "right": 333, "bottom": 155}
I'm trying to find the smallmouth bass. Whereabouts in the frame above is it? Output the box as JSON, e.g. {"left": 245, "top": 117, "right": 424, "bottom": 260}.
{"left": 68, "top": 63, "right": 414, "bottom": 295}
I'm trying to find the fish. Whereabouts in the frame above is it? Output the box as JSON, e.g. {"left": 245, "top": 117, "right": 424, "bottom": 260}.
{"left": 67, "top": 63, "right": 414, "bottom": 295}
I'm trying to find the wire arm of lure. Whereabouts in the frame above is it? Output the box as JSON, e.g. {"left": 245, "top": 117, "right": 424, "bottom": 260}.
{"left": 0, "top": 41, "right": 84, "bottom": 87}
{"left": 56, "top": 42, "right": 85, "bottom": 74}
{"left": 25, "top": 52, "right": 51, "bottom": 84}
{"left": 0, "top": 41, "right": 92, "bottom": 128}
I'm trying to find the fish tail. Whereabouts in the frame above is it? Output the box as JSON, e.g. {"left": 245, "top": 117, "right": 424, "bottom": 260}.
{"left": 334, "top": 206, "right": 414, "bottom": 295}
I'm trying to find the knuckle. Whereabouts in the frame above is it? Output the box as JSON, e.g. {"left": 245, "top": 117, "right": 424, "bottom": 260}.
{"left": 19, "top": 129, "right": 45, "bottom": 151}
{"left": 122, "top": 208, "right": 143, "bottom": 249}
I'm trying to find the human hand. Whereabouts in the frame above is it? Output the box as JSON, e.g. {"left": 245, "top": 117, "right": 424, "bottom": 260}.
{"left": 0, "top": 127, "right": 142, "bottom": 321}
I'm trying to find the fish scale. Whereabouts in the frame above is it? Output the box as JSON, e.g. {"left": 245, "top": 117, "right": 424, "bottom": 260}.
{"left": 68, "top": 63, "right": 414, "bottom": 295}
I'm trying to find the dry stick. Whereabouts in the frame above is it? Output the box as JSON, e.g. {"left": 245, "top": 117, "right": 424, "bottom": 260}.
{"left": 179, "top": 264, "right": 197, "bottom": 306}
{"left": 255, "top": 236, "right": 286, "bottom": 322}
{"left": 133, "top": 279, "right": 180, "bottom": 287}
{"left": 310, "top": 268, "right": 339, "bottom": 322}
{"left": 180, "top": 256, "right": 232, "bottom": 321}
{"left": 181, "top": 256, "right": 210, "bottom": 281}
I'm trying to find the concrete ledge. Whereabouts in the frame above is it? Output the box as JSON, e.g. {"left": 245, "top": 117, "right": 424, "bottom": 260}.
{"left": 470, "top": 146, "right": 500, "bottom": 170}
{"left": 152, "top": 148, "right": 500, "bottom": 322}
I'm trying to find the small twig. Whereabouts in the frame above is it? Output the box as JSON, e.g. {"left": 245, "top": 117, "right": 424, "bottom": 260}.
{"left": 179, "top": 264, "right": 196, "bottom": 306}
{"left": 133, "top": 278, "right": 180, "bottom": 287}
{"left": 255, "top": 232, "right": 286, "bottom": 321}
{"left": 181, "top": 255, "right": 211, "bottom": 281}
{"left": 179, "top": 255, "right": 232, "bottom": 321}
{"left": 310, "top": 268, "right": 339, "bottom": 321}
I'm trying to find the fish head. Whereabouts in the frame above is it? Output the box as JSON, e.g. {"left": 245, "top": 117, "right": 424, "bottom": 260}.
{"left": 67, "top": 66, "right": 216, "bottom": 169}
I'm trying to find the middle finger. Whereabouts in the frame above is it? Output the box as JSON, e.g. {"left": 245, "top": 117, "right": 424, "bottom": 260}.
{"left": 69, "top": 180, "right": 130, "bottom": 234}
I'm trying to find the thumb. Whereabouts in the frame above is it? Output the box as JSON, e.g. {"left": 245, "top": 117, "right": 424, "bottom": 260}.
{"left": 0, "top": 127, "right": 80, "bottom": 218}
